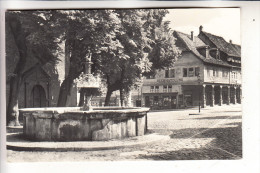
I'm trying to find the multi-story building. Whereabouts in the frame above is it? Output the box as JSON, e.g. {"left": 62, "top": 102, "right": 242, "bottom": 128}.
{"left": 142, "top": 26, "right": 241, "bottom": 110}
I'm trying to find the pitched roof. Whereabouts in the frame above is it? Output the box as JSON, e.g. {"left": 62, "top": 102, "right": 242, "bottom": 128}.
{"left": 174, "top": 31, "right": 232, "bottom": 67}
{"left": 200, "top": 31, "right": 241, "bottom": 57}
{"left": 22, "top": 63, "right": 51, "bottom": 81}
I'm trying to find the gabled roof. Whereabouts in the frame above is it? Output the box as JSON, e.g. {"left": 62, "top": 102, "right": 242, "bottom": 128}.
{"left": 200, "top": 31, "right": 241, "bottom": 57}
{"left": 173, "top": 31, "right": 232, "bottom": 67}
{"left": 22, "top": 63, "right": 51, "bottom": 81}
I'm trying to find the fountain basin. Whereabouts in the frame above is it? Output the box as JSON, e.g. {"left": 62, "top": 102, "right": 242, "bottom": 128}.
{"left": 20, "top": 107, "right": 149, "bottom": 141}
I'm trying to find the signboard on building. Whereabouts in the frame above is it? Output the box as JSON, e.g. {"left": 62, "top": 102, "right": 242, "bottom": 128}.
{"left": 143, "top": 78, "right": 184, "bottom": 86}
{"left": 157, "top": 78, "right": 183, "bottom": 85}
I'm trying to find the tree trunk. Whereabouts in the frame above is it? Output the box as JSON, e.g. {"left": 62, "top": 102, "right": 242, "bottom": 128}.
{"left": 57, "top": 60, "right": 82, "bottom": 106}
{"left": 7, "top": 76, "right": 22, "bottom": 126}
{"left": 124, "top": 89, "right": 132, "bottom": 107}
{"left": 104, "top": 88, "right": 113, "bottom": 106}
{"left": 120, "top": 88, "right": 124, "bottom": 106}
{"left": 57, "top": 73, "right": 75, "bottom": 107}
{"left": 6, "top": 15, "right": 27, "bottom": 126}
{"left": 78, "top": 89, "right": 84, "bottom": 107}
{"left": 57, "top": 33, "right": 84, "bottom": 107}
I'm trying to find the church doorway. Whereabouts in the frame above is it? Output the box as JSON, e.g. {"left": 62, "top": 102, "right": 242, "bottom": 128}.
{"left": 31, "top": 85, "right": 47, "bottom": 107}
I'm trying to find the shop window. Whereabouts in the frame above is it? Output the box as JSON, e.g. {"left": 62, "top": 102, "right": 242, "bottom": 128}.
{"left": 150, "top": 86, "right": 154, "bottom": 93}
{"left": 163, "top": 85, "right": 167, "bottom": 92}
{"left": 170, "top": 69, "right": 175, "bottom": 78}
{"left": 165, "top": 69, "right": 169, "bottom": 78}
{"left": 184, "top": 94, "right": 192, "bottom": 107}
{"left": 154, "top": 96, "right": 159, "bottom": 106}
{"left": 168, "top": 85, "right": 172, "bottom": 92}
{"left": 188, "top": 67, "right": 194, "bottom": 77}
{"left": 163, "top": 96, "right": 170, "bottom": 107}
{"left": 149, "top": 97, "right": 154, "bottom": 106}
{"left": 183, "top": 68, "right": 188, "bottom": 77}
{"left": 145, "top": 96, "right": 150, "bottom": 107}
{"left": 195, "top": 67, "right": 200, "bottom": 76}
{"left": 155, "top": 86, "right": 159, "bottom": 92}
{"left": 178, "top": 94, "right": 183, "bottom": 106}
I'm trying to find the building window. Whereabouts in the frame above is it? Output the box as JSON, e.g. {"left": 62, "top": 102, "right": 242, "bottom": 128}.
{"left": 222, "top": 70, "right": 228, "bottom": 78}
{"left": 150, "top": 86, "right": 154, "bottom": 93}
{"left": 232, "top": 72, "right": 237, "bottom": 79}
{"left": 213, "top": 68, "right": 216, "bottom": 77}
{"left": 163, "top": 85, "right": 167, "bottom": 92}
{"left": 188, "top": 67, "right": 194, "bottom": 77}
{"left": 231, "top": 72, "right": 235, "bottom": 79}
{"left": 226, "top": 71, "right": 229, "bottom": 77}
{"left": 155, "top": 86, "right": 159, "bottom": 92}
{"left": 165, "top": 69, "right": 169, "bottom": 78}
{"left": 183, "top": 68, "right": 188, "bottom": 77}
{"left": 195, "top": 67, "right": 200, "bottom": 76}
{"left": 207, "top": 68, "right": 211, "bottom": 77}
{"left": 216, "top": 69, "right": 219, "bottom": 77}
{"left": 168, "top": 85, "right": 172, "bottom": 92}
{"left": 170, "top": 69, "right": 175, "bottom": 78}
{"left": 147, "top": 74, "right": 155, "bottom": 79}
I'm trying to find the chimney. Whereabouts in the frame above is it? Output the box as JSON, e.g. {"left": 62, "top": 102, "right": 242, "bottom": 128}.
{"left": 191, "top": 31, "right": 194, "bottom": 41}
{"left": 229, "top": 40, "right": 233, "bottom": 44}
{"left": 216, "top": 48, "right": 220, "bottom": 59}
{"left": 199, "top": 25, "right": 203, "bottom": 33}
{"left": 206, "top": 46, "right": 209, "bottom": 59}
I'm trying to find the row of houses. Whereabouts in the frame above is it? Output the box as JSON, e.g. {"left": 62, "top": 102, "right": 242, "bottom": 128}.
{"left": 7, "top": 26, "right": 241, "bottom": 110}
{"left": 140, "top": 26, "right": 241, "bottom": 110}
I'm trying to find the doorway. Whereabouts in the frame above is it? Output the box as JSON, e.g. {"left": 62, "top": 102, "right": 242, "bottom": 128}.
{"left": 31, "top": 85, "right": 47, "bottom": 107}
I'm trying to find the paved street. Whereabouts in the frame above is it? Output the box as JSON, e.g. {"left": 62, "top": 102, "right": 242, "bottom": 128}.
{"left": 7, "top": 104, "right": 242, "bottom": 162}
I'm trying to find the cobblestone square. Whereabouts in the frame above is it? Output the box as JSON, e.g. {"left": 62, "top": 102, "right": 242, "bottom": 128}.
{"left": 7, "top": 104, "right": 242, "bottom": 162}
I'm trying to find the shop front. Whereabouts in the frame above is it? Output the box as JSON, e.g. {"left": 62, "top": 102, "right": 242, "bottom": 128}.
{"left": 143, "top": 93, "right": 179, "bottom": 110}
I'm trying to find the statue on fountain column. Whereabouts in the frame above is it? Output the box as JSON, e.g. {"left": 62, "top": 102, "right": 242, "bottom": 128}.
{"left": 84, "top": 48, "right": 92, "bottom": 75}
{"left": 74, "top": 48, "right": 101, "bottom": 111}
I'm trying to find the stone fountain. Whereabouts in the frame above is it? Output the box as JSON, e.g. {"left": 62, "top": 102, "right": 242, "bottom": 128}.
{"left": 20, "top": 52, "right": 149, "bottom": 141}
{"left": 75, "top": 51, "right": 100, "bottom": 111}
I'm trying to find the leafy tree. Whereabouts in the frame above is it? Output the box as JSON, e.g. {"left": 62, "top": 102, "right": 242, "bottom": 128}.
{"left": 6, "top": 11, "right": 59, "bottom": 126}
{"left": 97, "top": 9, "right": 181, "bottom": 105}
{"left": 54, "top": 10, "right": 124, "bottom": 106}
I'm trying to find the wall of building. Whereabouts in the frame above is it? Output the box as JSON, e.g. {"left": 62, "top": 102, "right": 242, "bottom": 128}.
{"left": 230, "top": 68, "right": 242, "bottom": 85}
{"left": 204, "top": 64, "right": 230, "bottom": 84}
{"left": 142, "top": 52, "right": 205, "bottom": 109}
{"left": 143, "top": 52, "right": 204, "bottom": 89}
{"left": 203, "top": 64, "right": 241, "bottom": 85}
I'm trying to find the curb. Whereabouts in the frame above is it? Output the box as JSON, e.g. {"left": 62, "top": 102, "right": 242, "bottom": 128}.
{"left": 7, "top": 133, "right": 170, "bottom": 152}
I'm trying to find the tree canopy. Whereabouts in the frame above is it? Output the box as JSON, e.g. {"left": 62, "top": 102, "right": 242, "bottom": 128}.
{"left": 6, "top": 9, "right": 181, "bottom": 125}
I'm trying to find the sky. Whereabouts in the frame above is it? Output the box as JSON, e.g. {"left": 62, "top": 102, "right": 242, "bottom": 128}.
{"left": 164, "top": 8, "right": 240, "bottom": 45}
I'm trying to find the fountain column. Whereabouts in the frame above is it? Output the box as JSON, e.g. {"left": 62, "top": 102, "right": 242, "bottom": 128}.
{"left": 75, "top": 51, "right": 100, "bottom": 111}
